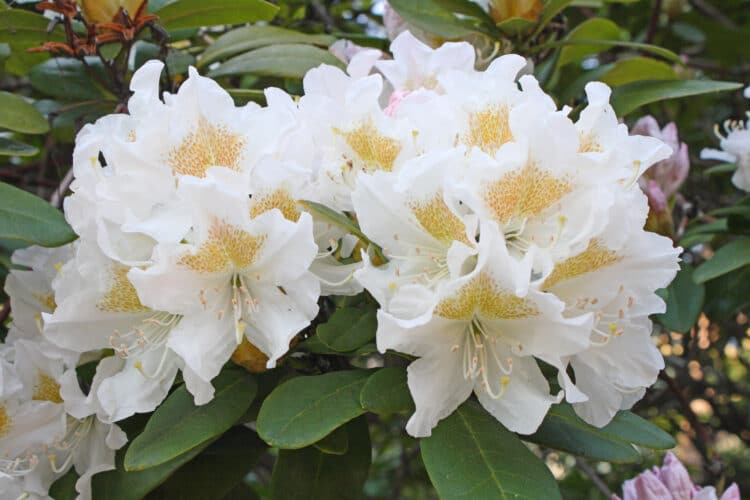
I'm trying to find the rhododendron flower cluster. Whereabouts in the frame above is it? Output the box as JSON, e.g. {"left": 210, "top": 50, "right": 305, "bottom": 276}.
{"left": 1, "top": 31, "right": 681, "bottom": 498}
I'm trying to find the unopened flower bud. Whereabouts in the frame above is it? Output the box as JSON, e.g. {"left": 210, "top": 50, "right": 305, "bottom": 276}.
{"left": 486, "top": 0, "right": 543, "bottom": 23}
{"left": 80, "top": 0, "right": 145, "bottom": 24}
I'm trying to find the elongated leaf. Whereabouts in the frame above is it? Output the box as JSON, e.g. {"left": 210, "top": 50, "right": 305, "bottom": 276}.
{"left": 0, "top": 182, "right": 76, "bottom": 247}
{"left": 317, "top": 305, "right": 377, "bottom": 353}
{"left": 156, "top": 426, "right": 267, "bottom": 500}
{"left": 360, "top": 367, "right": 414, "bottom": 415}
{"left": 388, "top": 0, "right": 479, "bottom": 39}
{"left": 611, "top": 80, "right": 742, "bottom": 116}
{"left": 704, "top": 265, "right": 750, "bottom": 320}
{"left": 300, "top": 200, "right": 368, "bottom": 244}
{"left": 199, "top": 25, "right": 334, "bottom": 68}
{"left": 558, "top": 18, "right": 625, "bottom": 67}
{"left": 29, "top": 58, "right": 109, "bottom": 101}
{"left": 0, "top": 137, "right": 38, "bottom": 156}
{"left": 694, "top": 237, "right": 750, "bottom": 283}
{"left": 270, "top": 417, "right": 371, "bottom": 500}
{"left": 655, "top": 263, "right": 705, "bottom": 333}
{"left": 598, "top": 57, "right": 677, "bottom": 87}
{"left": 526, "top": 403, "right": 640, "bottom": 462}
{"left": 313, "top": 424, "right": 349, "bottom": 455}
{"left": 257, "top": 370, "right": 369, "bottom": 449}
{"left": 124, "top": 369, "right": 257, "bottom": 470}
{"left": 548, "top": 39, "right": 681, "bottom": 65}
{"left": 226, "top": 88, "right": 267, "bottom": 105}
{"left": 92, "top": 440, "right": 213, "bottom": 500}
{"left": 600, "top": 411, "right": 675, "bottom": 450}
{"left": 209, "top": 44, "right": 343, "bottom": 80}
{"left": 49, "top": 469, "right": 78, "bottom": 500}
{"left": 0, "top": 9, "right": 65, "bottom": 47}
{"left": 156, "top": 0, "right": 279, "bottom": 31}
{"left": 0, "top": 91, "right": 48, "bottom": 134}
{"left": 422, "top": 401, "right": 562, "bottom": 499}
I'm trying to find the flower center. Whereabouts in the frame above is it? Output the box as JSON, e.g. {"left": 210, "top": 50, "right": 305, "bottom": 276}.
{"left": 249, "top": 188, "right": 300, "bottom": 222}
{"left": 32, "top": 373, "right": 63, "bottom": 404}
{"left": 461, "top": 319, "right": 513, "bottom": 399}
{"left": 410, "top": 195, "right": 470, "bottom": 245}
{"left": 179, "top": 219, "right": 266, "bottom": 274}
{"left": 168, "top": 116, "right": 245, "bottom": 178}
{"left": 0, "top": 406, "right": 11, "bottom": 437}
{"left": 542, "top": 239, "right": 622, "bottom": 290}
{"left": 463, "top": 104, "right": 513, "bottom": 155}
{"left": 97, "top": 266, "right": 149, "bottom": 313}
{"left": 337, "top": 119, "right": 402, "bottom": 173}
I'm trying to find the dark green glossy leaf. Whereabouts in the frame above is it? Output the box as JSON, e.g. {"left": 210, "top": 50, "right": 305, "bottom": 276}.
{"left": 208, "top": 44, "right": 343, "bottom": 80}
{"left": 526, "top": 403, "right": 641, "bottom": 462}
{"left": 600, "top": 411, "right": 675, "bottom": 450}
{"left": 156, "top": 0, "right": 279, "bottom": 31}
{"left": 0, "top": 90, "right": 48, "bottom": 133}
{"left": 28, "top": 58, "right": 108, "bottom": 101}
{"left": 49, "top": 468, "right": 78, "bottom": 500}
{"left": 257, "top": 370, "right": 369, "bottom": 449}
{"left": 92, "top": 440, "right": 213, "bottom": 500}
{"left": 387, "top": 0, "right": 479, "bottom": 39}
{"left": 124, "top": 369, "right": 257, "bottom": 470}
{"left": 199, "top": 25, "right": 334, "bottom": 68}
{"left": 533, "top": 0, "right": 575, "bottom": 37}
{"left": 317, "top": 305, "right": 377, "bottom": 353}
{"left": 0, "top": 9, "right": 66, "bottom": 48}
{"left": 156, "top": 426, "right": 267, "bottom": 500}
{"left": 0, "top": 182, "right": 76, "bottom": 247}
{"left": 694, "top": 237, "right": 750, "bottom": 284}
{"left": 313, "top": 424, "right": 349, "bottom": 455}
{"left": 598, "top": 57, "right": 677, "bottom": 87}
{"left": 558, "top": 18, "right": 626, "bottom": 67}
{"left": 655, "top": 263, "right": 705, "bottom": 333}
{"left": 0, "top": 137, "right": 38, "bottom": 156}
{"left": 422, "top": 401, "right": 562, "bottom": 499}
{"left": 270, "top": 417, "right": 371, "bottom": 500}
{"left": 611, "top": 80, "right": 742, "bottom": 116}
{"left": 360, "top": 367, "right": 414, "bottom": 415}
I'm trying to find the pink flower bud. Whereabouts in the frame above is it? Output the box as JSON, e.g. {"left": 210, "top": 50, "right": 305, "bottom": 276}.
{"left": 657, "top": 452, "right": 694, "bottom": 500}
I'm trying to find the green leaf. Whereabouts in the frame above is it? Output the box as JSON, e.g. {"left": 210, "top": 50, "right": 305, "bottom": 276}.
{"left": 92, "top": 439, "right": 213, "bottom": 500}
{"left": 496, "top": 17, "right": 534, "bottom": 36}
{"left": 156, "top": 0, "right": 279, "bottom": 31}
{"left": 0, "top": 91, "right": 48, "bottom": 134}
{"left": 694, "top": 237, "right": 750, "bottom": 283}
{"left": 0, "top": 182, "right": 76, "bottom": 247}
{"left": 156, "top": 426, "right": 267, "bottom": 500}
{"left": 525, "top": 403, "right": 641, "bottom": 462}
{"left": 299, "top": 201, "right": 382, "bottom": 261}
{"left": 558, "top": 18, "right": 626, "bottom": 67}
{"left": 199, "top": 25, "right": 334, "bottom": 69}
{"left": 124, "top": 369, "right": 257, "bottom": 471}
{"left": 49, "top": 468, "right": 78, "bottom": 500}
{"left": 360, "top": 367, "right": 414, "bottom": 415}
{"left": 257, "top": 370, "right": 370, "bottom": 449}
{"left": 422, "top": 401, "right": 562, "bottom": 499}
{"left": 313, "top": 424, "right": 349, "bottom": 455}
{"left": 270, "top": 416, "right": 371, "bottom": 500}
{"left": 704, "top": 265, "right": 750, "bottom": 320}
{"left": 226, "top": 88, "right": 267, "bottom": 106}
{"left": 0, "top": 9, "right": 66, "bottom": 48}
{"left": 0, "top": 137, "right": 38, "bottom": 156}
{"left": 29, "top": 58, "right": 107, "bottom": 101}
{"left": 600, "top": 411, "right": 675, "bottom": 450}
{"left": 317, "top": 305, "right": 377, "bottom": 353}
{"left": 703, "top": 163, "right": 736, "bottom": 176}
{"left": 208, "top": 44, "right": 343, "bottom": 80}
{"left": 655, "top": 263, "right": 705, "bottom": 333}
{"left": 387, "top": 0, "right": 479, "bottom": 39}
{"left": 598, "top": 57, "right": 677, "bottom": 87}
{"left": 611, "top": 80, "right": 743, "bottom": 116}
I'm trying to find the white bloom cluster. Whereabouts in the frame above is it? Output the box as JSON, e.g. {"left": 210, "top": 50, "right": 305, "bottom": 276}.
{"left": 1, "top": 31, "right": 681, "bottom": 496}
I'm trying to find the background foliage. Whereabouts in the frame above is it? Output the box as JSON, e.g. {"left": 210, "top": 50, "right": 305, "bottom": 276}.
{"left": 1, "top": 0, "right": 749, "bottom": 498}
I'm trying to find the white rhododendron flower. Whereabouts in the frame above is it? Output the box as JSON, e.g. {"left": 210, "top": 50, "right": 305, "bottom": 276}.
{"left": 701, "top": 113, "right": 750, "bottom": 192}
{"left": 1, "top": 28, "right": 684, "bottom": 497}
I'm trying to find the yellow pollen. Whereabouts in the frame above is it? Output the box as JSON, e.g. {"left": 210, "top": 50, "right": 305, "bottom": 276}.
{"left": 32, "top": 373, "right": 63, "bottom": 404}
{"left": 168, "top": 117, "right": 245, "bottom": 178}
{"left": 33, "top": 292, "right": 57, "bottom": 312}
{"left": 249, "top": 189, "right": 300, "bottom": 221}
{"left": 542, "top": 239, "right": 622, "bottom": 290}
{"left": 578, "top": 131, "right": 602, "bottom": 153}
{"left": 0, "top": 406, "right": 10, "bottom": 437}
{"left": 179, "top": 219, "right": 266, "bottom": 274}
{"left": 338, "top": 119, "right": 401, "bottom": 172}
{"left": 483, "top": 163, "right": 571, "bottom": 225}
{"left": 97, "top": 266, "right": 149, "bottom": 313}
{"left": 463, "top": 104, "right": 513, "bottom": 154}
{"left": 434, "top": 273, "right": 538, "bottom": 320}
{"left": 410, "top": 195, "right": 470, "bottom": 245}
